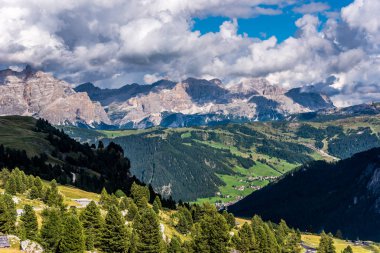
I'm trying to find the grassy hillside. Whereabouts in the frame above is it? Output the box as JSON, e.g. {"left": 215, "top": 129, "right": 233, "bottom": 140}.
{"left": 59, "top": 115, "right": 380, "bottom": 203}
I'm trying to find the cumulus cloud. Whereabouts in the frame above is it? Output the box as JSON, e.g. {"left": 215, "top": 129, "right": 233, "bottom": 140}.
{"left": 0, "top": 0, "right": 380, "bottom": 106}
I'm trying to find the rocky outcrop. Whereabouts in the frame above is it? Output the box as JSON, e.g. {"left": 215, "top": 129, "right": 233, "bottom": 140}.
{"left": 0, "top": 67, "right": 110, "bottom": 126}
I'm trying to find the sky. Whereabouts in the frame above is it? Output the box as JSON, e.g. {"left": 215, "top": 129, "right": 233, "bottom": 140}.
{"left": 0, "top": 0, "right": 380, "bottom": 106}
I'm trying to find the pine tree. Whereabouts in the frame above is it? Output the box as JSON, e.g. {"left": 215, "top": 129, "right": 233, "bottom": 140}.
{"left": 168, "top": 235, "right": 182, "bottom": 253}
{"left": 45, "top": 180, "right": 64, "bottom": 207}
{"left": 20, "top": 205, "right": 38, "bottom": 241}
{"left": 29, "top": 185, "right": 40, "bottom": 199}
{"left": 133, "top": 208, "right": 164, "bottom": 252}
{"left": 40, "top": 208, "right": 63, "bottom": 253}
{"left": 100, "top": 187, "right": 110, "bottom": 206}
{"left": 222, "top": 210, "right": 235, "bottom": 229}
{"left": 126, "top": 201, "right": 139, "bottom": 221}
{"left": 5, "top": 175, "right": 17, "bottom": 195}
{"left": 0, "top": 194, "right": 17, "bottom": 234}
{"left": 80, "top": 201, "right": 104, "bottom": 250}
{"left": 342, "top": 246, "right": 353, "bottom": 253}
{"left": 176, "top": 207, "right": 193, "bottom": 234}
{"left": 34, "top": 176, "right": 44, "bottom": 198}
{"left": 195, "top": 212, "right": 229, "bottom": 253}
{"left": 263, "top": 223, "right": 280, "bottom": 253}
{"left": 131, "top": 182, "right": 150, "bottom": 208}
{"left": 100, "top": 205, "right": 129, "bottom": 253}
{"left": 317, "top": 232, "right": 336, "bottom": 253}
{"left": 153, "top": 196, "right": 162, "bottom": 214}
{"left": 235, "top": 222, "right": 256, "bottom": 253}
{"left": 58, "top": 214, "right": 85, "bottom": 253}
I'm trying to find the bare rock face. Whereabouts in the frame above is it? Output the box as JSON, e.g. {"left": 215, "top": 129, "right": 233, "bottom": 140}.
{"left": 101, "top": 78, "right": 326, "bottom": 128}
{"left": 0, "top": 67, "right": 110, "bottom": 126}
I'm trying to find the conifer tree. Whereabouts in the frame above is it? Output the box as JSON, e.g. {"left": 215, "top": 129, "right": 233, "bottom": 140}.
{"left": 28, "top": 185, "right": 39, "bottom": 199}
{"left": 131, "top": 182, "right": 150, "bottom": 208}
{"left": 317, "top": 232, "right": 336, "bottom": 253}
{"left": 168, "top": 235, "right": 182, "bottom": 253}
{"left": 235, "top": 222, "right": 256, "bottom": 253}
{"left": 0, "top": 193, "right": 16, "bottom": 234}
{"left": 80, "top": 201, "right": 104, "bottom": 250}
{"left": 40, "top": 208, "right": 63, "bottom": 253}
{"left": 133, "top": 208, "right": 164, "bottom": 252}
{"left": 342, "top": 246, "right": 353, "bottom": 253}
{"left": 34, "top": 176, "right": 44, "bottom": 198}
{"left": 222, "top": 210, "right": 235, "bottom": 229}
{"left": 45, "top": 180, "right": 64, "bottom": 207}
{"left": 153, "top": 196, "right": 162, "bottom": 214}
{"left": 20, "top": 204, "right": 38, "bottom": 241}
{"left": 100, "top": 205, "right": 129, "bottom": 253}
{"left": 5, "top": 175, "right": 17, "bottom": 195}
{"left": 263, "top": 223, "right": 280, "bottom": 253}
{"left": 100, "top": 187, "right": 110, "bottom": 206}
{"left": 126, "top": 201, "right": 139, "bottom": 221}
{"left": 195, "top": 212, "right": 229, "bottom": 253}
{"left": 58, "top": 214, "right": 85, "bottom": 253}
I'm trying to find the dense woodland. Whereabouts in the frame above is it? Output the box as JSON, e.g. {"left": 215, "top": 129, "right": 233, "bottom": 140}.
{"left": 0, "top": 119, "right": 175, "bottom": 208}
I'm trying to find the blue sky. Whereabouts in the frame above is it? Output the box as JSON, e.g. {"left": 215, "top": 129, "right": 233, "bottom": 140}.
{"left": 193, "top": 0, "right": 355, "bottom": 42}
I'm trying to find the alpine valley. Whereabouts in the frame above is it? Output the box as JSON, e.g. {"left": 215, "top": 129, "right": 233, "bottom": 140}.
{"left": 1, "top": 66, "right": 380, "bottom": 244}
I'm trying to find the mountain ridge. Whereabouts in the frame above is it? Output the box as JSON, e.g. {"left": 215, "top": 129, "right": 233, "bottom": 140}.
{"left": 228, "top": 147, "right": 380, "bottom": 241}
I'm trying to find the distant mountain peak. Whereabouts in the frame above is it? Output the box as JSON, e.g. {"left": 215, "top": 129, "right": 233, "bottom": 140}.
{"left": 0, "top": 68, "right": 110, "bottom": 126}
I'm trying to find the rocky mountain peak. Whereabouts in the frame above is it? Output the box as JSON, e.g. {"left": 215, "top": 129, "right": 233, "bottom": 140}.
{"left": 0, "top": 67, "right": 110, "bottom": 126}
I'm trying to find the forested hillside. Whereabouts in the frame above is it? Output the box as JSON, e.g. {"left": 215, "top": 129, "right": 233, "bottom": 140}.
{"left": 61, "top": 115, "right": 380, "bottom": 203}
{"left": 0, "top": 116, "right": 174, "bottom": 207}
{"left": 229, "top": 147, "right": 380, "bottom": 241}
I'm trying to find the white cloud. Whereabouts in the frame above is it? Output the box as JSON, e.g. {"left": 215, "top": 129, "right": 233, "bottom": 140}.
{"left": 0, "top": 0, "right": 380, "bottom": 106}
{"left": 293, "top": 2, "right": 330, "bottom": 14}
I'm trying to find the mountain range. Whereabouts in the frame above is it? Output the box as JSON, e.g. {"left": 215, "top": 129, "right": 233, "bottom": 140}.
{"left": 0, "top": 66, "right": 335, "bottom": 128}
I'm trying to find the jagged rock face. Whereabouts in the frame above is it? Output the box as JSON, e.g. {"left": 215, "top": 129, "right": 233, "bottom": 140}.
{"left": 79, "top": 77, "right": 333, "bottom": 128}
{"left": 0, "top": 68, "right": 110, "bottom": 126}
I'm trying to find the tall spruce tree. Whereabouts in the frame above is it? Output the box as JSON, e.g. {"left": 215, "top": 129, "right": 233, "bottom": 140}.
{"left": 195, "top": 212, "right": 229, "bottom": 253}
{"left": 40, "top": 208, "right": 63, "bottom": 253}
{"left": 0, "top": 193, "right": 16, "bottom": 234}
{"left": 317, "top": 232, "right": 336, "bottom": 253}
{"left": 234, "top": 222, "right": 256, "bottom": 253}
{"left": 133, "top": 208, "right": 164, "bottom": 253}
{"left": 45, "top": 180, "right": 64, "bottom": 207}
{"left": 20, "top": 204, "right": 38, "bottom": 241}
{"left": 153, "top": 196, "right": 162, "bottom": 214}
{"left": 80, "top": 201, "right": 104, "bottom": 250}
{"left": 168, "top": 235, "right": 182, "bottom": 253}
{"left": 58, "top": 213, "right": 85, "bottom": 253}
{"left": 100, "top": 205, "right": 129, "bottom": 253}
{"left": 5, "top": 175, "right": 17, "bottom": 195}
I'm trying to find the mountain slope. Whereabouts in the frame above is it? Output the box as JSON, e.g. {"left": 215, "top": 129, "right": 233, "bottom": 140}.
{"left": 0, "top": 67, "right": 110, "bottom": 126}
{"left": 228, "top": 148, "right": 380, "bottom": 241}
{"left": 61, "top": 115, "right": 380, "bottom": 202}
{"left": 76, "top": 77, "right": 334, "bottom": 128}
{"left": 0, "top": 116, "right": 174, "bottom": 207}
